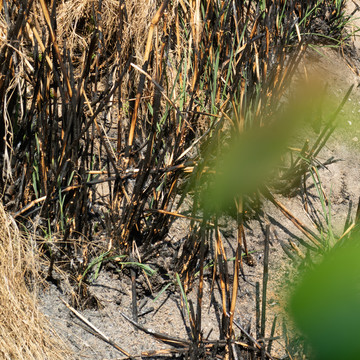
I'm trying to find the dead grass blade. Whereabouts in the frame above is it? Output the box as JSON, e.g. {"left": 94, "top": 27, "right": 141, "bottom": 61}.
{"left": 262, "top": 186, "right": 322, "bottom": 248}
{"left": 38, "top": 0, "right": 72, "bottom": 99}
{"left": 121, "top": 312, "right": 191, "bottom": 348}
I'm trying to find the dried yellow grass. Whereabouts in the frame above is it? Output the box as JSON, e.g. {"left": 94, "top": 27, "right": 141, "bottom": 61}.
{"left": 0, "top": 13, "right": 6, "bottom": 48}
{"left": 0, "top": 204, "right": 71, "bottom": 360}
{"left": 56, "top": 0, "right": 156, "bottom": 63}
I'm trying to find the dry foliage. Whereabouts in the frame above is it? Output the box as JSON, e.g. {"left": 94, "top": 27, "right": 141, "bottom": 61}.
{"left": 0, "top": 203, "right": 71, "bottom": 360}
{"left": 56, "top": 0, "right": 157, "bottom": 63}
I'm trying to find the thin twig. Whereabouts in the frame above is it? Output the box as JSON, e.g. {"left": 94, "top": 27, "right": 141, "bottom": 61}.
{"left": 121, "top": 312, "right": 191, "bottom": 347}
{"left": 59, "top": 298, "right": 132, "bottom": 358}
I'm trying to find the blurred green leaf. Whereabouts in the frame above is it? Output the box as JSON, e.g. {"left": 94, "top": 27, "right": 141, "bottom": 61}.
{"left": 201, "top": 116, "right": 294, "bottom": 213}
{"left": 290, "top": 234, "right": 360, "bottom": 360}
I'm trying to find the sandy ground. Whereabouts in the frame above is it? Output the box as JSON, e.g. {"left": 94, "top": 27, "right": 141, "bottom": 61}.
{"left": 37, "top": 3, "right": 360, "bottom": 360}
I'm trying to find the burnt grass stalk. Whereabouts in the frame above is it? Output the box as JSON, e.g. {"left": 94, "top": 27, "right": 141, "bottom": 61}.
{"left": 0, "top": 0, "right": 354, "bottom": 359}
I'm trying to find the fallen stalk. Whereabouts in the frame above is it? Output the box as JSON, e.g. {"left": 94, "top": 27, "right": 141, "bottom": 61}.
{"left": 60, "top": 298, "right": 132, "bottom": 358}
{"left": 121, "top": 312, "right": 191, "bottom": 348}
{"left": 262, "top": 187, "right": 322, "bottom": 248}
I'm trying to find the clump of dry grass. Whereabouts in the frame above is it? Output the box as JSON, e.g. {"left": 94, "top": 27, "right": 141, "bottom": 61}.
{"left": 0, "top": 203, "right": 71, "bottom": 360}
{"left": 56, "top": 0, "right": 156, "bottom": 63}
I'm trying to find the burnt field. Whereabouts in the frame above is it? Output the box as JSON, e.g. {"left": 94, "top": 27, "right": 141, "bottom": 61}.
{"left": 1, "top": 1, "right": 360, "bottom": 359}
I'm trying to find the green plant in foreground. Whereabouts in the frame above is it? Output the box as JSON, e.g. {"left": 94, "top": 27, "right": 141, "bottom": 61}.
{"left": 290, "top": 230, "right": 360, "bottom": 360}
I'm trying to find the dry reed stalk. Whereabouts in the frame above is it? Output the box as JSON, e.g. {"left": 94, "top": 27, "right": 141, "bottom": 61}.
{"left": 128, "top": 0, "right": 170, "bottom": 148}
{"left": 0, "top": 204, "right": 72, "bottom": 359}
